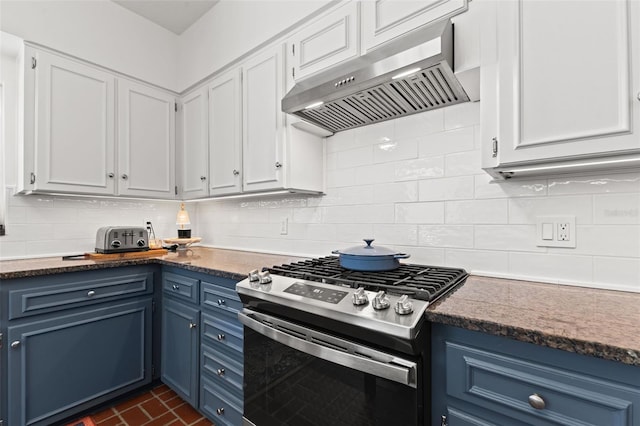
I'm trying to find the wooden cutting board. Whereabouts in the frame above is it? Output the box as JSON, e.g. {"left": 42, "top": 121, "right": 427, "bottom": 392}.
{"left": 84, "top": 249, "right": 168, "bottom": 260}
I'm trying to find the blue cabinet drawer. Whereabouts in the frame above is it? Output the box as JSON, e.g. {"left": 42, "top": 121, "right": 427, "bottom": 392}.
{"left": 200, "top": 375, "right": 243, "bottom": 426}
{"left": 201, "top": 344, "right": 243, "bottom": 394}
{"left": 201, "top": 311, "right": 243, "bottom": 355}
{"left": 8, "top": 271, "right": 152, "bottom": 319}
{"left": 445, "top": 341, "right": 640, "bottom": 426}
{"left": 163, "top": 272, "right": 199, "bottom": 304}
{"left": 201, "top": 281, "right": 242, "bottom": 316}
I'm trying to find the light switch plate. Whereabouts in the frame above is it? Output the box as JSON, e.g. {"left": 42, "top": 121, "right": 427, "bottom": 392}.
{"left": 536, "top": 216, "right": 576, "bottom": 248}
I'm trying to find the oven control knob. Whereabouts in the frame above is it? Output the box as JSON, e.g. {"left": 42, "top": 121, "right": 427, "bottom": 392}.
{"left": 352, "top": 287, "right": 369, "bottom": 306}
{"left": 248, "top": 269, "right": 260, "bottom": 282}
{"left": 372, "top": 291, "right": 390, "bottom": 310}
{"left": 258, "top": 271, "right": 272, "bottom": 284}
{"left": 395, "top": 295, "right": 414, "bottom": 315}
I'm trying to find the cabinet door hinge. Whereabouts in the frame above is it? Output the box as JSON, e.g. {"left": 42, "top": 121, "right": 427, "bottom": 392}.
{"left": 0, "top": 332, "right": 3, "bottom": 349}
{"left": 31, "top": 57, "right": 37, "bottom": 69}
{"left": 292, "top": 44, "right": 295, "bottom": 56}
{"left": 492, "top": 137, "right": 498, "bottom": 158}
{"left": 174, "top": 102, "right": 178, "bottom": 112}
{"left": 292, "top": 67, "right": 295, "bottom": 79}
{"left": 30, "top": 172, "right": 36, "bottom": 184}
{"left": 174, "top": 186, "right": 178, "bottom": 195}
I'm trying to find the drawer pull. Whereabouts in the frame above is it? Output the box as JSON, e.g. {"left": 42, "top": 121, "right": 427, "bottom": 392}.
{"left": 528, "top": 393, "right": 546, "bottom": 410}
{"left": 87, "top": 290, "right": 96, "bottom": 297}
{"left": 189, "top": 322, "right": 197, "bottom": 329}
{"left": 217, "top": 334, "right": 225, "bottom": 341}
{"left": 172, "top": 284, "right": 179, "bottom": 291}
{"left": 217, "top": 299, "right": 225, "bottom": 305}
{"left": 11, "top": 340, "right": 21, "bottom": 349}
{"left": 216, "top": 407, "right": 225, "bottom": 416}
{"left": 217, "top": 368, "right": 225, "bottom": 376}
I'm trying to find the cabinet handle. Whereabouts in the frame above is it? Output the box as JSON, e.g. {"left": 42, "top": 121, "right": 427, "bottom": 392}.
{"left": 275, "top": 162, "right": 282, "bottom": 169}
{"left": 217, "top": 299, "right": 225, "bottom": 305}
{"left": 637, "top": 92, "right": 640, "bottom": 101}
{"left": 189, "top": 322, "right": 197, "bottom": 329}
{"left": 528, "top": 393, "right": 546, "bottom": 410}
{"left": 232, "top": 169, "right": 240, "bottom": 176}
{"left": 217, "top": 368, "right": 225, "bottom": 376}
{"left": 172, "top": 284, "right": 179, "bottom": 291}
{"left": 107, "top": 173, "right": 115, "bottom": 178}
{"left": 217, "top": 334, "right": 225, "bottom": 341}
{"left": 216, "top": 407, "right": 225, "bottom": 416}
{"left": 11, "top": 341, "right": 20, "bottom": 349}
{"left": 200, "top": 176, "right": 206, "bottom": 181}
{"left": 121, "top": 174, "right": 128, "bottom": 180}
{"left": 87, "top": 290, "right": 96, "bottom": 297}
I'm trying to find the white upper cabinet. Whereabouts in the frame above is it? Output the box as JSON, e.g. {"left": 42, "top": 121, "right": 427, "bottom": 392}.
{"left": 208, "top": 69, "right": 242, "bottom": 196}
{"left": 178, "top": 87, "right": 209, "bottom": 199}
{"left": 242, "top": 44, "right": 286, "bottom": 193}
{"left": 482, "top": 0, "right": 640, "bottom": 178}
{"left": 118, "top": 79, "right": 176, "bottom": 198}
{"left": 288, "top": 1, "right": 360, "bottom": 82}
{"left": 25, "top": 47, "right": 116, "bottom": 195}
{"left": 361, "top": 0, "right": 468, "bottom": 53}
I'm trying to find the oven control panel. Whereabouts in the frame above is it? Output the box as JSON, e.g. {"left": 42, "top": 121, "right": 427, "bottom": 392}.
{"left": 284, "top": 282, "right": 348, "bottom": 304}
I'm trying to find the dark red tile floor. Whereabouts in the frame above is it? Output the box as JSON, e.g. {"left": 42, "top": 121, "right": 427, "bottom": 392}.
{"left": 67, "top": 383, "right": 213, "bottom": 426}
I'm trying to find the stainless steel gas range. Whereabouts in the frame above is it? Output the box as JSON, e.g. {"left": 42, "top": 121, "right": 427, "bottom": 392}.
{"left": 236, "top": 256, "right": 467, "bottom": 426}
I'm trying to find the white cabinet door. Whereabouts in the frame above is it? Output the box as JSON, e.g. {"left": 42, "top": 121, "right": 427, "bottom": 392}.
{"left": 118, "top": 79, "right": 176, "bottom": 198}
{"left": 209, "top": 69, "right": 242, "bottom": 196}
{"left": 242, "top": 45, "right": 286, "bottom": 193}
{"left": 482, "top": 0, "right": 640, "bottom": 174}
{"left": 29, "top": 48, "right": 116, "bottom": 195}
{"left": 361, "top": 0, "right": 467, "bottom": 53}
{"left": 288, "top": 1, "right": 360, "bottom": 82}
{"left": 179, "top": 88, "right": 209, "bottom": 199}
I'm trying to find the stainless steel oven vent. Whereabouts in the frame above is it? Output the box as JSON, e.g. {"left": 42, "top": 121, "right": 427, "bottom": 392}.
{"left": 298, "top": 63, "right": 467, "bottom": 133}
{"left": 282, "top": 19, "right": 470, "bottom": 134}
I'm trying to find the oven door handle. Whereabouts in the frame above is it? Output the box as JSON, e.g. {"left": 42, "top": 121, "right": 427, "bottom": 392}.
{"left": 238, "top": 308, "right": 418, "bottom": 388}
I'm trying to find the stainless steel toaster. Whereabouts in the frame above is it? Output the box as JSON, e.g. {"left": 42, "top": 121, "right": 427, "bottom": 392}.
{"left": 95, "top": 226, "right": 149, "bottom": 254}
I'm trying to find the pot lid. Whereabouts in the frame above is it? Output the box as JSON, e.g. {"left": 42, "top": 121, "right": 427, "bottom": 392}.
{"left": 336, "top": 239, "right": 400, "bottom": 257}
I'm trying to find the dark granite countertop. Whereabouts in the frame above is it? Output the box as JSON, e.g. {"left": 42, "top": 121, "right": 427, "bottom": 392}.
{"left": 1, "top": 249, "right": 638, "bottom": 366}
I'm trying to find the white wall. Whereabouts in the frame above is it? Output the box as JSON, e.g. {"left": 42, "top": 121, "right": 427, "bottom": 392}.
{"left": 197, "top": 102, "right": 640, "bottom": 292}
{"left": 177, "top": 0, "right": 332, "bottom": 91}
{"left": 0, "top": 0, "right": 179, "bottom": 91}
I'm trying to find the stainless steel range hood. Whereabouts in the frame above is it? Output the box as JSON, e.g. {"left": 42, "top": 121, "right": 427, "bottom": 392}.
{"left": 282, "top": 19, "right": 469, "bottom": 134}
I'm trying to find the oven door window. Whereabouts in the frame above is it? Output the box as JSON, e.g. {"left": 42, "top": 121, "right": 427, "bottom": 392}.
{"left": 243, "top": 324, "right": 421, "bottom": 426}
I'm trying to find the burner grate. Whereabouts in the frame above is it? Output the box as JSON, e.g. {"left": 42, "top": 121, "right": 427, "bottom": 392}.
{"left": 267, "top": 256, "right": 467, "bottom": 302}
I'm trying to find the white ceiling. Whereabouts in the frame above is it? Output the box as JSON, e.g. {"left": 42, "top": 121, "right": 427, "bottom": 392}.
{"left": 112, "top": 0, "right": 219, "bottom": 35}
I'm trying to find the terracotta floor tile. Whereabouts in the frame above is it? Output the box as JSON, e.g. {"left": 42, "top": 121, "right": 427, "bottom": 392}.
{"left": 164, "top": 395, "right": 186, "bottom": 409}
{"left": 140, "top": 397, "right": 168, "bottom": 419}
{"left": 151, "top": 384, "right": 170, "bottom": 396}
{"left": 173, "top": 403, "right": 202, "bottom": 425}
{"left": 95, "top": 415, "right": 124, "bottom": 426}
{"left": 92, "top": 407, "right": 117, "bottom": 422}
{"left": 189, "top": 417, "right": 214, "bottom": 426}
{"left": 119, "top": 406, "right": 151, "bottom": 425}
{"left": 142, "top": 411, "right": 179, "bottom": 426}
{"left": 114, "top": 392, "right": 154, "bottom": 413}
{"left": 156, "top": 388, "right": 179, "bottom": 402}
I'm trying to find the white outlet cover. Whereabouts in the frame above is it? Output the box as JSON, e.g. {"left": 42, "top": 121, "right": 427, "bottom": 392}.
{"left": 536, "top": 215, "right": 576, "bottom": 248}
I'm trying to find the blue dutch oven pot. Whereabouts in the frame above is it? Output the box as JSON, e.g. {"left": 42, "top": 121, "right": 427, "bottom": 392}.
{"left": 332, "top": 239, "right": 410, "bottom": 271}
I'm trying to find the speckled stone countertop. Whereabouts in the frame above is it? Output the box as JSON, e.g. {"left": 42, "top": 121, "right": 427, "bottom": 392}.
{"left": 426, "top": 275, "right": 640, "bottom": 366}
{"left": 1, "top": 249, "right": 638, "bottom": 366}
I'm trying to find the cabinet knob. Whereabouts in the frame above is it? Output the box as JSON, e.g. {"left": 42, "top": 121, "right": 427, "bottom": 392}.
{"left": 217, "top": 299, "right": 225, "bottom": 306}
{"left": 232, "top": 169, "right": 240, "bottom": 176}
{"left": 528, "top": 393, "right": 546, "bottom": 410}
{"left": 275, "top": 162, "right": 282, "bottom": 169}
{"left": 87, "top": 290, "right": 96, "bottom": 297}
{"left": 216, "top": 407, "right": 225, "bottom": 416}
{"left": 172, "top": 284, "right": 179, "bottom": 291}
{"left": 217, "top": 334, "right": 225, "bottom": 341}
{"left": 200, "top": 176, "right": 206, "bottom": 181}
{"left": 189, "top": 322, "right": 197, "bottom": 329}
{"left": 217, "top": 368, "right": 225, "bottom": 376}
{"left": 11, "top": 340, "right": 20, "bottom": 349}
{"left": 121, "top": 174, "right": 128, "bottom": 180}
{"left": 440, "top": 415, "right": 448, "bottom": 426}
{"left": 637, "top": 92, "right": 640, "bottom": 101}
{"left": 107, "top": 173, "right": 115, "bottom": 178}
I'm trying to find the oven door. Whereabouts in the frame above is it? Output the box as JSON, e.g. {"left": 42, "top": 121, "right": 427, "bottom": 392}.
{"left": 239, "top": 308, "right": 422, "bottom": 426}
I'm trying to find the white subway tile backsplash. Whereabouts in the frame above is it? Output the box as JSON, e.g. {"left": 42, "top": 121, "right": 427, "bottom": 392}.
{"left": 549, "top": 225, "right": 640, "bottom": 258}
{"left": 474, "top": 225, "right": 544, "bottom": 252}
{"left": 445, "top": 248, "right": 509, "bottom": 275}
{"left": 509, "top": 252, "right": 593, "bottom": 284}
{"left": 373, "top": 138, "right": 418, "bottom": 164}
{"left": 337, "top": 146, "right": 373, "bottom": 169}
{"left": 508, "top": 196, "right": 593, "bottom": 224}
{"left": 444, "top": 102, "right": 480, "bottom": 130}
{"left": 327, "top": 168, "right": 357, "bottom": 188}
{"left": 548, "top": 171, "right": 640, "bottom": 195}
{"left": 334, "top": 224, "right": 374, "bottom": 245}
{"left": 445, "top": 199, "right": 508, "bottom": 224}
{"left": 355, "top": 163, "right": 397, "bottom": 185}
{"left": 593, "top": 257, "right": 640, "bottom": 291}
{"left": 394, "top": 157, "right": 445, "bottom": 181}
{"left": 475, "top": 174, "right": 548, "bottom": 199}
{"left": 593, "top": 193, "right": 640, "bottom": 224}
{"left": 373, "top": 182, "right": 418, "bottom": 203}
{"left": 323, "top": 204, "right": 395, "bottom": 224}
{"left": 394, "top": 108, "right": 444, "bottom": 140}
{"left": 292, "top": 207, "right": 322, "bottom": 224}
{"left": 419, "top": 176, "right": 474, "bottom": 201}
{"left": 418, "top": 126, "right": 474, "bottom": 157}
{"left": 418, "top": 225, "right": 474, "bottom": 248}
{"left": 371, "top": 224, "right": 418, "bottom": 246}
{"left": 354, "top": 120, "right": 394, "bottom": 146}
{"left": 444, "top": 150, "right": 482, "bottom": 177}
{"left": 395, "top": 202, "right": 445, "bottom": 224}
{"left": 402, "top": 246, "right": 445, "bottom": 265}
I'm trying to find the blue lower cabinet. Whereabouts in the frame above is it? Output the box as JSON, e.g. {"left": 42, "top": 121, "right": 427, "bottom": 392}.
{"left": 432, "top": 324, "right": 640, "bottom": 426}
{"left": 200, "top": 375, "right": 243, "bottom": 426}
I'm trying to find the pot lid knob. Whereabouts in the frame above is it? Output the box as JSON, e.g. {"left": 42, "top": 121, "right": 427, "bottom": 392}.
{"left": 372, "top": 290, "right": 390, "bottom": 310}
{"left": 352, "top": 287, "right": 369, "bottom": 306}
{"left": 363, "top": 239, "right": 374, "bottom": 248}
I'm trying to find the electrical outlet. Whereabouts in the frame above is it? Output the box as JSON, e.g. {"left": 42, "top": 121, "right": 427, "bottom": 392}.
{"left": 536, "top": 216, "right": 576, "bottom": 248}
{"left": 280, "top": 217, "right": 289, "bottom": 235}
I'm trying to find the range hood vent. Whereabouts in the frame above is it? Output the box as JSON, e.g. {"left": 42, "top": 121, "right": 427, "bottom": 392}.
{"left": 282, "top": 19, "right": 469, "bottom": 134}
